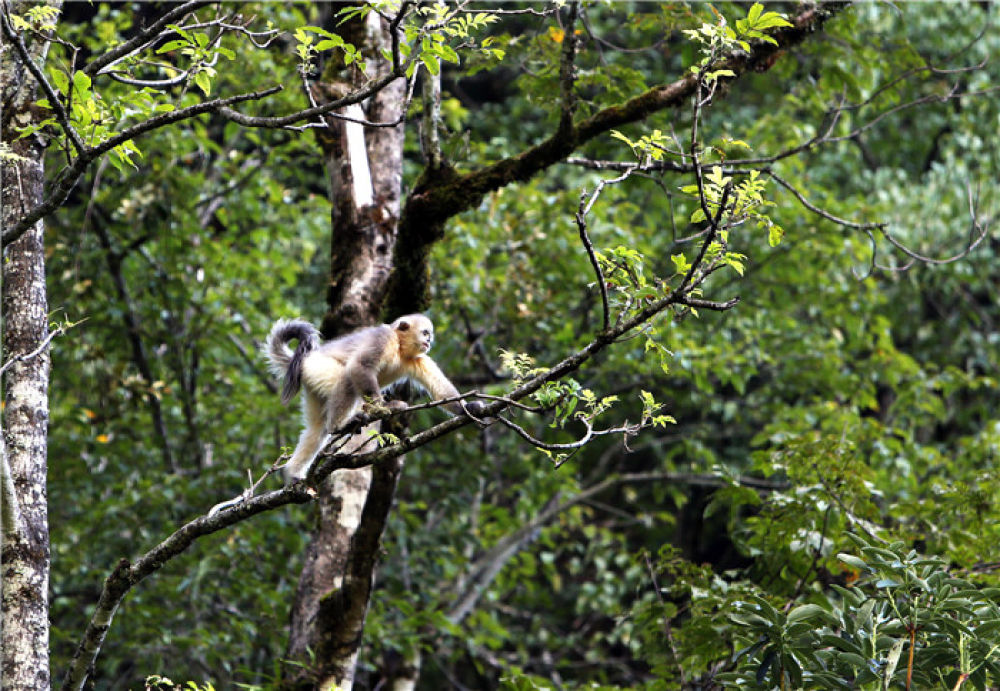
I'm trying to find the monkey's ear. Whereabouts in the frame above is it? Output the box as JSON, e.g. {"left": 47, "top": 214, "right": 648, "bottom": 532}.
{"left": 397, "top": 320, "right": 410, "bottom": 332}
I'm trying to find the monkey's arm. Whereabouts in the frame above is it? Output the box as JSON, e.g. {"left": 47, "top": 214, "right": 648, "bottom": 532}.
{"left": 409, "top": 356, "right": 484, "bottom": 416}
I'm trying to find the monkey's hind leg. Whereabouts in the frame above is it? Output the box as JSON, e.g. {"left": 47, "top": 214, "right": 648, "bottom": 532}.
{"left": 284, "top": 391, "right": 329, "bottom": 483}
{"left": 322, "top": 371, "right": 364, "bottom": 435}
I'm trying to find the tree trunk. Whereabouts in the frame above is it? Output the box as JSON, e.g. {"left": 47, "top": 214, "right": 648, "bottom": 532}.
{"left": 284, "top": 8, "right": 406, "bottom": 689}
{"left": 1, "top": 5, "right": 59, "bottom": 687}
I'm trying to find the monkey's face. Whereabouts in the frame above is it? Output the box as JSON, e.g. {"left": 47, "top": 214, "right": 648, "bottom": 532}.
{"left": 396, "top": 315, "right": 435, "bottom": 357}
{"left": 417, "top": 324, "right": 434, "bottom": 353}
{"left": 411, "top": 318, "right": 434, "bottom": 353}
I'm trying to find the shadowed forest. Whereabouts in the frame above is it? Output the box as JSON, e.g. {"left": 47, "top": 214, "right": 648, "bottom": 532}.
{"left": 2, "top": 2, "right": 999, "bottom": 689}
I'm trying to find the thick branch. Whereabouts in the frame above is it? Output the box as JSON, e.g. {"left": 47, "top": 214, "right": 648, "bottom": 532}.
{"left": 401, "top": 3, "right": 848, "bottom": 229}
{"left": 60, "top": 484, "right": 314, "bottom": 691}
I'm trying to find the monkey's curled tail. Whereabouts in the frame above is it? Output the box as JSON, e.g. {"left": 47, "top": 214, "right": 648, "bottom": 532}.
{"left": 265, "top": 319, "right": 320, "bottom": 405}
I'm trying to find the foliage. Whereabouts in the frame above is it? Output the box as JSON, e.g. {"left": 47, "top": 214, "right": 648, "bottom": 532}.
{"left": 718, "top": 535, "right": 1000, "bottom": 690}
{"left": 8, "top": 0, "right": 997, "bottom": 689}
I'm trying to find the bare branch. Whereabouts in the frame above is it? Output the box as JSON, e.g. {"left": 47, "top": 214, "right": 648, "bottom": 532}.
{"left": 575, "top": 167, "right": 640, "bottom": 333}
{"left": 103, "top": 69, "right": 190, "bottom": 88}
{"left": 878, "top": 196, "right": 990, "bottom": 266}
{"left": 766, "top": 170, "right": 882, "bottom": 232}
{"left": 0, "top": 326, "right": 64, "bottom": 378}
{"left": 494, "top": 414, "right": 598, "bottom": 453}
{"left": 679, "top": 296, "right": 741, "bottom": 312}
{"left": 208, "top": 461, "right": 286, "bottom": 517}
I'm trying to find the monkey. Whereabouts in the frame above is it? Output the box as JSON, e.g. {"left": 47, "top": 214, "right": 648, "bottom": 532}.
{"left": 265, "top": 313, "right": 485, "bottom": 482}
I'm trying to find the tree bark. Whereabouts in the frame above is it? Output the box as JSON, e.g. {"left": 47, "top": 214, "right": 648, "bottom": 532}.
{"left": 284, "top": 8, "right": 406, "bottom": 689}
{"left": 1, "top": 4, "right": 59, "bottom": 688}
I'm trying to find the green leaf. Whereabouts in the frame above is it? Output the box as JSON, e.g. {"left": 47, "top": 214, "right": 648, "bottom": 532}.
{"left": 786, "top": 603, "right": 825, "bottom": 624}
{"left": 50, "top": 70, "right": 69, "bottom": 95}
{"left": 610, "top": 130, "right": 634, "bottom": 148}
{"left": 315, "top": 38, "right": 344, "bottom": 51}
{"left": 420, "top": 53, "right": 440, "bottom": 76}
{"left": 768, "top": 224, "right": 784, "bottom": 247}
{"left": 72, "top": 70, "right": 92, "bottom": 94}
{"left": 755, "top": 14, "right": 795, "bottom": 30}
{"left": 156, "top": 39, "right": 189, "bottom": 54}
{"left": 438, "top": 44, "right": 460, "bottom": 63}
{"left": 194, "top": 71, "right": 211, "bottom": 96}
{"left": 838, "top": 554, "right": 868, "bottom": 571}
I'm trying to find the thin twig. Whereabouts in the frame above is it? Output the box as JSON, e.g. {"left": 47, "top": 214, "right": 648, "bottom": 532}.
{"left": 575, "top": 167, "right": 638, "bottom": 333}
{"left": 767, "top": 170, "right": 882, "bottom": 231}
{"left": 0, "top": 326, "right": 65, "bottom": 377}
{"left": 81, "top": 0, "right": 212, "bottom": 76}
{"left": 3, "top": 86, "right": 282, "bottom": 246}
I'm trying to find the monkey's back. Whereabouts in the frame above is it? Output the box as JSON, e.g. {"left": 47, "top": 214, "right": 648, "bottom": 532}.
{"left": 300, "top": 324, "right": 399, "bottom": 396}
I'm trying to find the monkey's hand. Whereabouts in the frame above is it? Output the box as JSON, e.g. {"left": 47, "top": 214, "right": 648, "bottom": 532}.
{"left": 461, "top": 400, "right": 494, "bottom": 427}
{"left": 463, "top": 401, "right": 487, "bottom": 417}
{"left": 361, "top": 398, "right": 408, "bottom": 419}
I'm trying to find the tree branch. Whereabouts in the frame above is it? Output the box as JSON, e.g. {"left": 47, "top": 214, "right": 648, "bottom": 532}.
{"left": 0, "top": 7, "right": 85, "bottom": 155}
{"left": 80, "top": 0, "right": 213, "bottom": 76}
{"left": 0, "top": 325, "right": 63, "bottom": 378}
{"left": 576, "top": 167, "right": 639, "bottom": 333}
{"left": 60, "top": 483, "right": 315, "bottom": 691}
{"left": 2, "top": 86, "right": 281, "bottom": 246}
{"left": 401, "top": 3, "right": 849, "bottom": 229}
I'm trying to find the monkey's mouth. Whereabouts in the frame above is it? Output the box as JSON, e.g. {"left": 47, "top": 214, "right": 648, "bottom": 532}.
{"left": 420, "top": 342, "right": 431, "bottom": 352}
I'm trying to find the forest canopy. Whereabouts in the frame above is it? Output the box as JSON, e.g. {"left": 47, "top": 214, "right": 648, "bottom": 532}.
{"left": 2, "top": 2, "right": 999, "bottom": 690}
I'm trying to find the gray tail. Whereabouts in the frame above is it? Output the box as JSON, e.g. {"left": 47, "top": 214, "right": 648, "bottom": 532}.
{"left": 264, "top": 319, "right": 320, "bottom": 405}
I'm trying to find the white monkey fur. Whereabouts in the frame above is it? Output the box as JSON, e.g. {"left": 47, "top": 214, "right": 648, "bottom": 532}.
{"left": 265, "top": 314, "right": 475, "bottom": 482}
